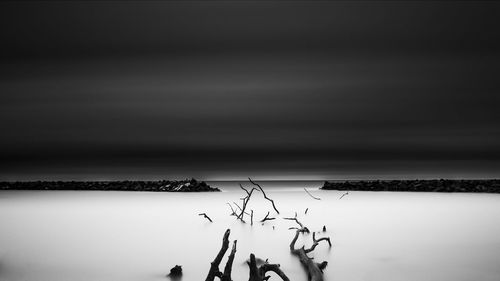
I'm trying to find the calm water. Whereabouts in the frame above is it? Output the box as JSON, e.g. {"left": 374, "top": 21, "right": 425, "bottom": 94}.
{"left": 1, "top": 182, "right": 500, "bottom": 281}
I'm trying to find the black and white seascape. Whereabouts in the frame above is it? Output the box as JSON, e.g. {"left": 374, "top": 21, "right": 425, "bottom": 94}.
{"left": 1, "top": 2, "right": 500, "bottom": 281}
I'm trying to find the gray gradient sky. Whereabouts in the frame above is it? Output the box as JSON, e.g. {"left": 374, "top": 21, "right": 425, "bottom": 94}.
{"left": 1, "top": 1, "right": 499, "bottom": 180}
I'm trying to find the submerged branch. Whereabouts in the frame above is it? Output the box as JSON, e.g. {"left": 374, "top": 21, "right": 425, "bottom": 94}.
{"left": 304, "top": 232, "right": 332, "bottom": 254}
{"left": 248, "top": 254, "right": 290, "bottom": 281}
{"left": 260, "top": 211, "right": 276, "bottom": 223}
{"left": 304, "top": 188, "right": 321, "bottom": 200}
{"left": 205, "top": 229, "right": 231, "bottom": 281}
{"left": 221, "top": 240, "right": 237, "bottom": 281}
{"left": 198, "top": 213, "right": 213, "bottom": 223}
{"left": 227, "top": 203, "right": 237, "bottom": 216}
{"left": 339, "top": 192, "right": 349, "bottom": 200}
{"left": 248, "top": 178, "right": 280, "bottom": 214}
{"left": 286, "top": 218, "right": 331, "bottom": 281}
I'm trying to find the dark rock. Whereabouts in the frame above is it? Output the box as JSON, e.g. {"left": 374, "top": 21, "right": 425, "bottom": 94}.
{"left": 167, "top": 265, "right": 182, "bottom": 277}
{"left": 321, "top": 179, "right": 500, "bottom": 193}
{"left": 0, "top": 179, "right": 220, "bottom": 192}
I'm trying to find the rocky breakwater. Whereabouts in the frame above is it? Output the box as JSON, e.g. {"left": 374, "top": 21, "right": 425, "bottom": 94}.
{"left": 321, "top": 179, "right": 500, "bottom": 193}
{"left": 0, "top": 178, "right": 220, "bottom": 192}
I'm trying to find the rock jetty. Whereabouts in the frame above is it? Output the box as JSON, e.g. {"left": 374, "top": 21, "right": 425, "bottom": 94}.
{"left": 321, "top": 179, "right": 500, "bottom": 193}
{"left": 0, "top": 178, "right": 220, "bottom": 192}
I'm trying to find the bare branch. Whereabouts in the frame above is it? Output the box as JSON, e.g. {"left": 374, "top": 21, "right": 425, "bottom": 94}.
{"left": 248, "top": 178, "right": 280, "bottom": 214}
{"left": 304, "top": 188, "right": 321, "bottom": 200}
{"left": 233, "top": 202, "right": 250, "bottom": 217}
{"left": 205, "top": 229, "right": 230, "bottom": 281}
{"left": 283, "top": 213, "right": 308, "bottom": 232}
{"left": 304, "top": 232, "right": 331, "bottom": 254}
{"left": 260, "top": 211, "right": 276, "bottom": 223}
{"left": 287, "top": 219, "right": 331, "bottom": 281}
{"left": 286, "top": 216, "right": 311, "bottom": 251}
{"left": 249, "top": 254, "right": 290, "bottom": 281}
{"left": 198, "top": 213, "right": 213, "bottom": 223}
{"left": 221, "top": 240, "right": 237, "bottom": 281}
{"left": 240, "top": 184, "right": 258, "bottom": 196}
{"left": 259, "top": 263, "right": 290, "bottom": 281}
{"left": 339, "top": 192, "right": 349, "bottom": 200}
{"left": 289, "top": 227, "right": 301, "bottom": 252}
{"left": 236, "top": 184, "right": 257, "bottom": 221}
{"left": 227, "top": 203, "right": 237, "bottom": 216}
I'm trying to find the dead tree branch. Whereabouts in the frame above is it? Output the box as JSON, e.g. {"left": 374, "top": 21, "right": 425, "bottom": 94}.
{"left": 221, "top": 240, "right": 237, "bottom": 281}
{"left": 304, "top": 188, "right": 321, "bottom": 200}
{"left": 287, "top": 218, "right": 331, "bottom": 281}
{"left": 227, "top": 203, "right": 237, "bottom": 216}
{"left": 304, "top": 232, "right": 331, "bottom": 254}
{"left": 260, "top": 211, "right": 276, "bottom": 223}
{"left": 284, "top": 213, "right": 309, "bottom": 233}
{"left": 248, "top": 178, "right": 280, "bottom": 214}
{"left": 339, "top": 192, "right": 349, "bottom": 200}
{"left": 205, "top": 229, "right": 237, "bottom": 281}
{"left": 233, "top": 202, "right": 250, "bottom": 217}
{"left": 199, "top": 213, "right": 213, "bottom": 223}
{"left": 205, "top": 229, "right": 230, "bottom": 281}
{"left": 248, "top": 253, "right": 290, "bottom": 281}
{"left": 236, "top": 184, "right": 257, "bottom": 222}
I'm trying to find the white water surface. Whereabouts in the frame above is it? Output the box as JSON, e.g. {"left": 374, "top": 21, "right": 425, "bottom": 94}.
{"left": 1, "top": 182, "right": 500, "bottom": 281}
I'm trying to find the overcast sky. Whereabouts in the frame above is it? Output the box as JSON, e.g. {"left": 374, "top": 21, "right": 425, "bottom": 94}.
{"left": 1, "top": 1, "right": 499, "bottom": 180}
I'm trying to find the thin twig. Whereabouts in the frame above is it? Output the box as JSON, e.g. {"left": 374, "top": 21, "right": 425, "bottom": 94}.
{"left": 304, "top": 232, "right": 332, "bottom": 253}
{"left": 223, "top": 240, "right": 237, "bottom": 280}
{"left": 304, "top": 188, "right": 321, "bottom": 200}
{"left": 339, "top": 192, "right": 349, "bottom": 200}
{"left": 227, "top": 203, "right": 237, "bottom": 216}
{"left": 232, "top": 202, "right": 249, "bottom": 215}
{"left": 249, "top": 178, "right": 280, "bottom": 214}
{"left": 283, "top": 213, "right": 309, "bottom": 233}
{"left": 236, "top": 184, "right": 257, "bottom": 221}
{"left": 205, "top": 229, "right": 230, "bottom": 281}
{"left": 198, "top": 213, "right": 213, "bottom": 223}
{"left": 260, "top": 211, "right": 276, "bottom": 223}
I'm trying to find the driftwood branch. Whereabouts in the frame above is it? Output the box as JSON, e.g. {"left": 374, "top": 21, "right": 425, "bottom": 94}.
{"left": 205, "top": 229, "right": 238, "bottom": 281}
{"left": 248, "top": 253, "right": 290, "bottom": 281}
{"left": 259, "top": 263, "right": 290, "bottom": 281}
{"left": 232, "top": 202, "right": 250, "bottom": 219}
{"left": 221, "top": 240, "right": 237, "bottom": 281}
{"left": 205, "top": 228, "right": 291, "bottom": 281}
{"left": 339, "top": 191, "right": 349, "bottom": 200}
{"left": 227, "top": 203, "right": 237, "bottom": 216}
{"left": 199, "top": 213, "right": 213, "bottom": 223}
{"left": 304, "top": 232, "right": 331, "bottom": 254}
{"left": 248, "top": 178, "right": 280, "bottom": 214}
{"left": 236, "top": 184, "right": 257, "bottom": 222}
{"left": 287, "top": 218, "right": 331, "bottom": 281}
{"left": 260, "top": 211, "right": 276, "bottom": 223}
{"left": 284, "top": 213, "right": 309, "bottom": 233}
{"left": 205, "top": 229, "right": 230, "bottom": 281}
{"left": 233, "top": 202, "right": 244, "bottom": 213}
{"left": 304, "top": 188, "right": 321, "bottom": 200}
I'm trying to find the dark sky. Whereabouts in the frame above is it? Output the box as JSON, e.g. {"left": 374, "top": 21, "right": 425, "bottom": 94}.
{"left": 1, "top": 1, "right": 499, "bottom": 180}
